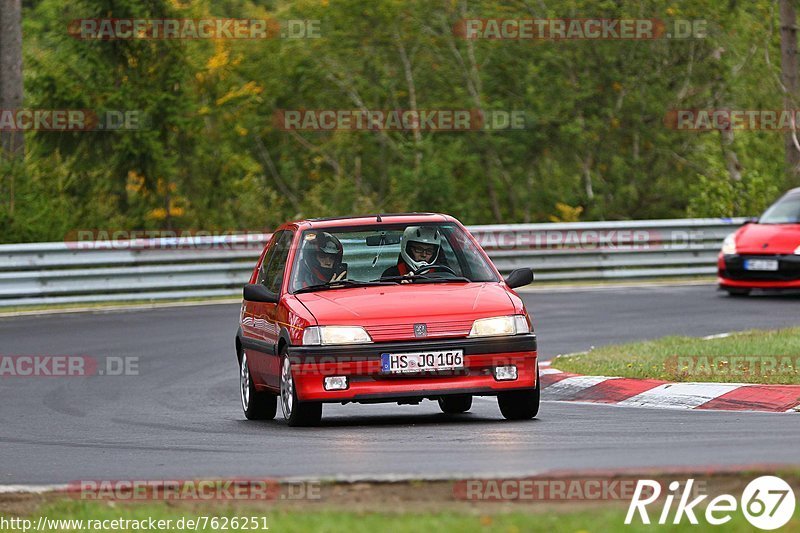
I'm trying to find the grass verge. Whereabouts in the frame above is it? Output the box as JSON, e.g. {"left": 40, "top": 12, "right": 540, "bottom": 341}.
{"left": 3, "top": 473, "right": 800, "bottom": 532}
{"left": 3, "top": 499, "right": 798, "bottom": 533}
{"left": 553, "top": 327, "right": 800, "bottom": 384}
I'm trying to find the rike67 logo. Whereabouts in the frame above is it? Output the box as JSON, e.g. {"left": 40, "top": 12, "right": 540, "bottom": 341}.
{"left": 626, "top": 476, "right": 796, "bottom": 530}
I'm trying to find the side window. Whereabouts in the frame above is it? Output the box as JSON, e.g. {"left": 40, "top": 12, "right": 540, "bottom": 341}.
{"left": 444, "top": 226, "right": 495, "bottom": 280}
{"left": 256, "top": 231, "right": 282, "bottom": 286}
{"left": 262, "top": 230, "right": 294, "bottom": 294}
{"left": 438, "top": 236, "right": 464, "bottom": 276}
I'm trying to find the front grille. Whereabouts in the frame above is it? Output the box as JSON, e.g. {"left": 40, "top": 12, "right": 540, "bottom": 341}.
{"left": 365, "top": 319, "right": 473, "bottom": 342}
{"left": 723, "top": 255, "right": 800, "bottom": 281}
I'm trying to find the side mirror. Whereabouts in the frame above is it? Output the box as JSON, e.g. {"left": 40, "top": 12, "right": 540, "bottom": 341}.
{"left": 504, "top": 268, "right": 534, "bottom": 289}
{"left": 243, "top": 283, "right": 279, "bottom": 304}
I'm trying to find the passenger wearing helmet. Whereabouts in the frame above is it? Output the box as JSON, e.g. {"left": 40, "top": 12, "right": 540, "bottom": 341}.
{"left": 298, "top": 232, "right": 346, "bottom": 288}
{"left": 381, "top": 226, "right": 442, "bottom": 278}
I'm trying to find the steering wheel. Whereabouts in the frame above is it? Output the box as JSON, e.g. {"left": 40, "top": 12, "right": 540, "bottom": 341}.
{"left": 412, "top": 264, "right": 458, "bottom": 277}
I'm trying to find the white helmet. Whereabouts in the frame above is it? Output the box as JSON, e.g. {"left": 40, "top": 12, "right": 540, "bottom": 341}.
{"left": 400, "top": 226, "right": 442, "bottom": 271}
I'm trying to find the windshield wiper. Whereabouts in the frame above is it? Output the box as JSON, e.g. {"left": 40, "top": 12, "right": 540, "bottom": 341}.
{"left": 371, "top": 275, "right": 408, "bottom": 283}
{"left": 294, "top": 279, "right": 395, "bottom": 294}
{"left": 373, "top": 274, "right": 471, "bottom": 284}
{"left": 413, "top": 275, "right": 471, "bottom": 283}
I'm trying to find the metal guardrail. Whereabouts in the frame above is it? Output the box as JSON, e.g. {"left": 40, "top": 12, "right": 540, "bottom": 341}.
{"left": 0, "top": 218, "right": 744, "bottom": 307}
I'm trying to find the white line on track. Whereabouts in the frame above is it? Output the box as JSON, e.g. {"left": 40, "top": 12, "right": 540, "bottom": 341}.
{"left": 701, "top": 332, "right": 733, "bottom": 340}
{"left": 0, "top": 484, "right": 68, "bottom": 494}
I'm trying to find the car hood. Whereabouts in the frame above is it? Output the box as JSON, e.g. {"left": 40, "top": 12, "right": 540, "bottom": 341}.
{"left": 295, "top": 282, "right": 516, "bottom": 342}
{"left": 735, "top": 223, "right": 800, "bottom": 254}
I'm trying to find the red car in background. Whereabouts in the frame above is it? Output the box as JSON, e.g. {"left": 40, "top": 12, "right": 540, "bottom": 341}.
{"left": 235, "top": 213, "right": 537, "bottom": 426}
{"left": 718, "top": 188, "right": 800, "bottom": 295}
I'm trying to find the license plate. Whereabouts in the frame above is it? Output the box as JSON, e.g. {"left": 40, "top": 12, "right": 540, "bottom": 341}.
{"left": 744, "top": 259, "right": 779, "bottom": 271}
{"left": 380, "top": 350, "right": 464, "bottom": 374}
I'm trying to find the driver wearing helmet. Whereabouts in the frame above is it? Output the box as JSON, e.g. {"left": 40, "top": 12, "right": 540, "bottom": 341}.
{"left": 382, "top": 226, "right": 442, "bottom": 278}
{"left": 298, "top": 231, "right": 346, "bottom": 288}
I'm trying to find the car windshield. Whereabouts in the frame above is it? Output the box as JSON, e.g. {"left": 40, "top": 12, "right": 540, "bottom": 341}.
{"left": 289, "top": 223, "right": 499, "bottom": 293}
{"left": 759, "top": 193, "right": 800, "bottom": 224}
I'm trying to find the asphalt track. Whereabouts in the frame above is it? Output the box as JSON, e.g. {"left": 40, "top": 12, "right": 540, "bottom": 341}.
{"left": 1, "top": 284, "right": 799, "bottom": 484}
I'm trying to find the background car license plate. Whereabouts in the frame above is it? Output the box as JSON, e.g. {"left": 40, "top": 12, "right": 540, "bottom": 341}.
{"left": 744, "top": 259, "right": 779, "bottom": 271}
{"left": 381, "top": 350, "right": 464, "bottom": 374}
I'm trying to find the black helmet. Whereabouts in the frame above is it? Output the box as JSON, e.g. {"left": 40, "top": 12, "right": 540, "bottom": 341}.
{"left": 303, "top": 231, "right": 343, "bottom": 280}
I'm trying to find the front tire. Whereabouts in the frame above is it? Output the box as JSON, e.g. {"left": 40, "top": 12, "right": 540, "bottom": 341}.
{"left": 498, "top": 367, "right": 540, "bottom": 420}
{"left": 280, "top": 355, "right": 322, "bottom": 427}
{"left": 438, "top": 394, "right": 472, "bottom": 414}
{"left": 240, "top": 352, "right": 277, "bottom": 420}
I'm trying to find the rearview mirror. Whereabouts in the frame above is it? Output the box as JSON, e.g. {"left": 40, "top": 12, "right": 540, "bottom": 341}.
{"left": 366, "top": 233, "right": 401, "bottom": 246}
{"left": 243, "top": 283, "right": 279, "bottom": 303}
{"left": 504, "top": 268, "right": 534, "bottom": 289}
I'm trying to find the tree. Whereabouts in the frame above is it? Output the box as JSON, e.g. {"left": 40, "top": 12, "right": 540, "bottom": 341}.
{"left": 780, "top": 0, "right": 800, "bottom": 185}
{"left": 1, "top": 0, "right": 795, "bottom": 242}
{"left": 0, "top": 0, "right": 24, "bottom": 158}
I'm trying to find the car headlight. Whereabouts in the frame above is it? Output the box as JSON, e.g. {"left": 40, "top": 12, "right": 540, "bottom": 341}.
{"left": 721, "top": 234, "right": 737, "bottom": 255}
{"left": 795, "top": 245, "right": 800, "bottom": 255}
{"left": 468, "top": 315, "right": 530, "bottom": 337}
{"left": 302, "top": 326, "right": 372, "bottom": 346}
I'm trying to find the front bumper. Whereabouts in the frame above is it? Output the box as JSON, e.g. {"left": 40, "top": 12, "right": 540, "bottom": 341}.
{"left": 286, "top": 334, "right": 537, "bottom": 403}
{"left": 718, "top": 254, "right": 800, "bottom": 288}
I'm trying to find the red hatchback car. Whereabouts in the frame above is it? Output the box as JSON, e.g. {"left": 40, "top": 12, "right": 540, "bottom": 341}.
{"left": 718, "top": 188, "right": 800, "bottom": 295}
{"left": 235, "top": 213, "right": 538, "bottom": 426}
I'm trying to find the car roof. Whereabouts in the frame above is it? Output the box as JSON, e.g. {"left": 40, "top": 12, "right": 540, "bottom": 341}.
{"left": 288, "top": 213, "right": 453, "bottom": 230}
